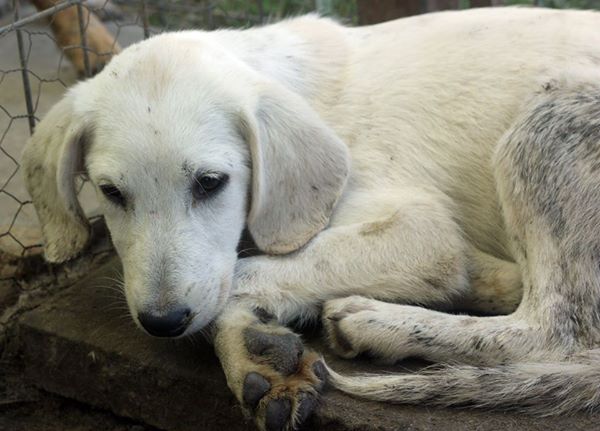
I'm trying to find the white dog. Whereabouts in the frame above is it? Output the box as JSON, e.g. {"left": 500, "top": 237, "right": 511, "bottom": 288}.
{"left": 22, "top": 7, "right": 600, "bottom": 430}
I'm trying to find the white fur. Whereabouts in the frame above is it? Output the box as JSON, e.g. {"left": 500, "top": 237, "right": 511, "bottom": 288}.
{"left": 23, "top": 7, "right": 600, "bottom": 423}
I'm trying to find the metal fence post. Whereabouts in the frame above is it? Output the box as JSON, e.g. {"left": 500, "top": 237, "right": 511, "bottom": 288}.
{"left": 140, "top": 0, "right": 150, "bottom": 39}
{"left": 257, "top": 0, "right": 264, "bottom": 23}
{"left": 206, "top": 1, "right": 214, "bottom": 29}
{"left": 13, "top": 0, "right": 36, "bottom": 135}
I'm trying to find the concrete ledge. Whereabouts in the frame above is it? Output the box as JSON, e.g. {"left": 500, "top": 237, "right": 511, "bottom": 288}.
{"left": 17, "top": 259, "right": 599, "bottom": 430}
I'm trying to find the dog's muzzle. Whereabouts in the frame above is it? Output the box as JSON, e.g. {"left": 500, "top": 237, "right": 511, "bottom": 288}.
{"left": 138, "top": 308, "right": 192, "bottom": 337}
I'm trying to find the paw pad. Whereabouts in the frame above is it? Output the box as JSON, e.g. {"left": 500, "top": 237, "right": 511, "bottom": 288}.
{"left": 265, "top": 398, "right": 291, "bottom": 431}
{"left": 243, "top": 372, "right": 271, "bottom": 409}
{"left": 237, "top": 326, "right": 326, "bottom": 430}
{"left": 244, "top": 327, "right": 304, "bottom": 375}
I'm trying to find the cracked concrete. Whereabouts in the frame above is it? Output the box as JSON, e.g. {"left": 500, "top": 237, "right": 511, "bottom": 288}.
{"left": 15, "top": 259, "right": 600, "bottom": 431}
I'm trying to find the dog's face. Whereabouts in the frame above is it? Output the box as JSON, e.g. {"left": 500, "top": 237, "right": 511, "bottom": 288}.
{"left": 22, "top": 33, "right": 350, "bottom": 337}
{"left": 86, "top": 82, "right": 251, "bottom": 335}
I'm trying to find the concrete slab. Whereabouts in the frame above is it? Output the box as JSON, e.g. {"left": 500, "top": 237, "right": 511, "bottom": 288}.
{"left": 17, "top": 259, "right": 600, "bottom": 431}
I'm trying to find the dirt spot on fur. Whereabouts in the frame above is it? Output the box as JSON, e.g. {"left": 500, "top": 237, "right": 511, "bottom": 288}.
{"left": 359, "top": 216, "right": 396, "bottom": 237}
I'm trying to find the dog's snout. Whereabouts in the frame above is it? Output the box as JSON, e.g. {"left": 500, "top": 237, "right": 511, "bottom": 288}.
{"left": 138, "top": 308, "right": 192, "bottom": 337}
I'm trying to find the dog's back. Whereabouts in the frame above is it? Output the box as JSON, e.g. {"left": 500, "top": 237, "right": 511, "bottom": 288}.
{"left": 322, "top": 8, "right": 600, "bottom": 256}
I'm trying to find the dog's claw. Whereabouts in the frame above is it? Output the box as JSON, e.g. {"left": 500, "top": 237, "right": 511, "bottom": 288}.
{"left": 296, "top": 392, "right": 319, "bottom": 425}
{"left": 312, "top": 360, "right": 328, "bottom": 389}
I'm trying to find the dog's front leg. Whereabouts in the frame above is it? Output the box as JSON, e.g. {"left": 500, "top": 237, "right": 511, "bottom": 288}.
{"left": 213, "top": 188, "right": 471, "bottom": 430}
{"left": 230, "top": 188, "right": 471, "bottom": 323}
{"left": 213, "top": 302, "right": 326, "bottom": 431}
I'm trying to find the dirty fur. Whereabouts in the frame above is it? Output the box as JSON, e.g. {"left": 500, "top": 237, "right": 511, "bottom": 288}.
{"left": 22, "top": 7, "right": 600, "bottom": 429}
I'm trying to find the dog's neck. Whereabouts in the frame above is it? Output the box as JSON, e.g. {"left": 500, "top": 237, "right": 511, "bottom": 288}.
{"left": 214, "top": 15, "right": 350, "bottom": 112}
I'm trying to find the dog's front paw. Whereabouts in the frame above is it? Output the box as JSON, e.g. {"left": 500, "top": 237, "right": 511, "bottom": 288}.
{"left": 216, "top": 316, "right": 327, "bottom": 431}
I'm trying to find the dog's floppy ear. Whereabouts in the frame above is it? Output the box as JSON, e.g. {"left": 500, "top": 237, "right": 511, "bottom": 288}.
{"left": 241, "top": 81, "right": 350, "bottom": 254}
{"left": 22, "top": 93, "right": 91, "bottom": 263}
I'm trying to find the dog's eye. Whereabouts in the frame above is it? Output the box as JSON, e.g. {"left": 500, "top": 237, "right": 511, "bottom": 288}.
{"left": 99, "top": 184, "right": 126, "bottom": 207}
{"left": 192, "top": 172, "right": 228, "bottom": 200}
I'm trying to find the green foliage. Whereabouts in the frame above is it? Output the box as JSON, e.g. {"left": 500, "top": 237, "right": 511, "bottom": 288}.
{"left": 219, "top": 0, "right": 357, "bottom": 22}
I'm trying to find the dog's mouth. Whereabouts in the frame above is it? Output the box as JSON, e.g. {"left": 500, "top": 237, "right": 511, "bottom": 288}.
{"left": 165, "top": 311, "right": 197, "bottom": 338}
{"left": 151, "top": 324, "right": 189, "bottom": 338}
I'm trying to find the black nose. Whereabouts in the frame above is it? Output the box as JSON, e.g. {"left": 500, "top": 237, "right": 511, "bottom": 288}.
{"left": 138, "top": 308, "right": 191, "bottom": 337}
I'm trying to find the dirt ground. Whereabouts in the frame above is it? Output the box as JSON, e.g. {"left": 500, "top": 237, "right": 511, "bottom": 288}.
{"left": 0, "top": 253, "right": 148, "bottom": 430}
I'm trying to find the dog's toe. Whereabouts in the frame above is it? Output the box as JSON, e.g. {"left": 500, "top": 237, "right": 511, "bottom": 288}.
{"left": 265, "top": 398, "right": 291, "bottom": 431}
{"left": 243, "top": 372, "right": 271, "bottom": 409}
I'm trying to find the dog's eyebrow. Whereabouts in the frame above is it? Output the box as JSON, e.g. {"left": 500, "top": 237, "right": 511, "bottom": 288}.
{"left": 181, "top": 160, "right": 194, "bottom": 176}
{"left": 95, "top": 176, "right": 120, "bottom": 186}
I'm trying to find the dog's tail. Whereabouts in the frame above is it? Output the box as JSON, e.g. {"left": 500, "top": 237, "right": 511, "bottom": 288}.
{"left": 325, "top": 349, "right": 600, "bottom": 415}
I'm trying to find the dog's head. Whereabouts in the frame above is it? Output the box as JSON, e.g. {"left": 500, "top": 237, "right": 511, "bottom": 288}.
{"left": 22, "top": 33, "right": 349, "bottom": 337}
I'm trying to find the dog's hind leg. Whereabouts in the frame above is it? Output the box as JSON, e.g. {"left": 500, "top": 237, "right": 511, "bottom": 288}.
{"left": 459, "top": 248, "right": 523, "bottom": 315}
{"left": 323, "top": 297, "right": 543, "bottom": 365}
{"left": 324, "top": 82, "right": 600, "bottom": 415}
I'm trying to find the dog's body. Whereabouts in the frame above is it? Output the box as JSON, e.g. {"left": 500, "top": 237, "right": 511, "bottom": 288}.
{"left": 22, "top": 7, "right": 600, "bottom": 430}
